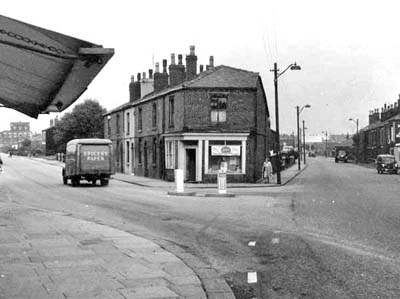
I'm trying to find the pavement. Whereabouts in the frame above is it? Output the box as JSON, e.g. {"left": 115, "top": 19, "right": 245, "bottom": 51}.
{"left": 0, "top": 155, "right": 306, "bottom": 298}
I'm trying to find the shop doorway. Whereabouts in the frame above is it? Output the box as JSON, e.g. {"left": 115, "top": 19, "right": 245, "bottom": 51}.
{"left": 185, "top": 149, "right": 196, "bottom": 182}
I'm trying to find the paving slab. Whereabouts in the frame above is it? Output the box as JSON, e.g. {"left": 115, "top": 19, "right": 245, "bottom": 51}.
{"left": 0, "top": 202, "right": 235, "bottom": 298}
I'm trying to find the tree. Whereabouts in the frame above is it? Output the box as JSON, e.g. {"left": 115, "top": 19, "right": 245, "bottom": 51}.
{"left": 54, "top": 99, "right": 106, "bottom": 152}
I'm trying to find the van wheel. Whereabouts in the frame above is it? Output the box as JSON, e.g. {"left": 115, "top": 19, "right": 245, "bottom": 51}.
{"left": 63, "top": 176, "right": 68, "bottom": 185}
{"left": 100, "top": 178, "right": 109, "bottom": 186}
{"left": 71, "top": 177, "right": 80, "bottom": 187}
{"left": 91, "top": 179, "right": 97, "bottom": 185}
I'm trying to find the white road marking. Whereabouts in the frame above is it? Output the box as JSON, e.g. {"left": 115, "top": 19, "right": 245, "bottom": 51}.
{"left": 248, "top": 241, "right": 256, "bottom": 246}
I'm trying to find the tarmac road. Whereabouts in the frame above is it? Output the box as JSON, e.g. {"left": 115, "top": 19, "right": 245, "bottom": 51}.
{"left": 2, "top": 154, "right": 400, "bottom": 298}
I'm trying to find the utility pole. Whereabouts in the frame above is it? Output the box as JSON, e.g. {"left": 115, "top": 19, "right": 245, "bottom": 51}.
{"left": 297, "top": 106, "right": 301, "bottom": 170}
{"left": 273, "top": 62, "right": 281, "bottom": 184}
{"left": 303, "top": 120, "right": 306, "bottom": 164}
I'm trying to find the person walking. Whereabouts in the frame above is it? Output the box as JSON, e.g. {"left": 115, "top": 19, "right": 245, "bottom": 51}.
{"left": 262, "top": 158, "right": 273, "bottom": 183}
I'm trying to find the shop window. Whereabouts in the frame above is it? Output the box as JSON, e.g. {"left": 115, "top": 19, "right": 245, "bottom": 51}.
{"left": 210, "top": 94, "right": 227, "bottom": 123}
{"left": 208, "top": 142, "right": 242, "bottom": 173}
{"left": 165, "top": 140, "right": 176, "bottom": 169}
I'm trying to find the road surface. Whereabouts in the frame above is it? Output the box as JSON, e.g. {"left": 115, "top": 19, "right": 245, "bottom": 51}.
{"left": 1, "top": 154, "right": 400, "bottom": 298}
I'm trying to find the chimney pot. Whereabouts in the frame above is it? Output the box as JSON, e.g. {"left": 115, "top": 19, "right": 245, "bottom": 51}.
{"left": 142, "top": 72, "right": 146, "bottom": 80}
{"left": 131, "top": 75, "right": 135, "bottom": 82}
{"left": 190, "top": 45, "right": 195, "bottom": 55}
{"left": 155, "top": 62, "right": 160, "bottom": 73}
{"left": 137, "top": 73, "right": 141, "bottom": 81}
{"left": 162, "top": 59, "right": 167, "bottom": 73}
{"left": 149, "top": 69, "right": 153, "bottom": 79}
{"left": 171, "top": 54, "right": 176, "bottom": 65}
{"left": 200, "top": 65, "right": 204, "bottom": 72}
{"left": 209, "top": 56, "right": 214, "bottom": 67}
{"left": 178, "top": 54, "right": 183, "bottom": 65}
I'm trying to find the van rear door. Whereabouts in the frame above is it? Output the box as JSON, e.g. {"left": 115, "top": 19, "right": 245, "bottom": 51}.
{"left": 79, "top": 144, "right": 112, "bottom": 173}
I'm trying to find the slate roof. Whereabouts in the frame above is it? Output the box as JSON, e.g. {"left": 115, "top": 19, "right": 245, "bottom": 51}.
{"left": 185, "top": 65, "right": 259, "bottom": 89}
{"left": 139, "top": 65, "right": 260, "bottom": 104}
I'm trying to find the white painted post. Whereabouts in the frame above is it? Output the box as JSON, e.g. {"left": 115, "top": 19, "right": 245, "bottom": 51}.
{"left": 174, "top": 169, "right": 184, "bottom": 193}
{"left": 217, "top": 161, "right": 228, "bottom": 194}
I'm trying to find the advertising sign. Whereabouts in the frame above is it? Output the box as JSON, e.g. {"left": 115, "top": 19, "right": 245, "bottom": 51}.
{"left": 211, "top": 145, "right": 240, "bottom": 156}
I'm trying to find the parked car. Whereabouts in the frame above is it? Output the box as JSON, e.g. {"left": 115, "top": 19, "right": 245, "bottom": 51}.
{"left": 376, "top": 154, "right": 398, "bottom": 174}
{"left": 62, "top": 138, "right": 115, "bottom": 186}
{"left": 335, "top": 149, "right": 348, "bottom": 163}
{"left": 308, "top": 151, "right": 316, "bottom": 157}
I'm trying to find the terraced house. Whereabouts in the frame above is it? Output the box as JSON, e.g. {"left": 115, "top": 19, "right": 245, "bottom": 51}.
{"left": 359, "top": 95, "right": 400, "bottom": 162}
{"left": 105, "top": 46, "right": 274, "bottom": 182}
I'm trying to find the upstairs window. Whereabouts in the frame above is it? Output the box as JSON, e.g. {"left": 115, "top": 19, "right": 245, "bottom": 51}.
{"left": 168, "top": 96, "right": 174, "bottom": 128}
{"left": 152, "top": 103, "right": 157, "bottom": 128}
{"left": 210, "top": 94, "right": 227, "bottom": 123}
{"left": 126, "top": 112, "right": 130, "bottom": 135}
{"left": 138, "top": 108, "right": 143, "bottom": 131}
{"left": 116, "top": 114, "right": 120, "bottom": 134}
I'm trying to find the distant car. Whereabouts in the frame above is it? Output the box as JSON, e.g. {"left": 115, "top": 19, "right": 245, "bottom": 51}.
{"left": 335, "top": 150, "right": 348, "bottom": 163}
{"left": 308, "top": 151, "right": 316, "bottom": 157}
{"left": 376, "top": 154, "right": 398, "bottom": 174}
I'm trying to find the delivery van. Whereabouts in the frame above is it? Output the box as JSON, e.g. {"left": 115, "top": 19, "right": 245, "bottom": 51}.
{"left": 62, "top": 138, "right": 114, "bottom": 186}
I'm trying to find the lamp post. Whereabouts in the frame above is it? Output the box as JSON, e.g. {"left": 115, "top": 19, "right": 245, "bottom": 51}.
{"left": 349, "top": 118, "right": 359, "bottom": 163}
{"left": 271, "top": 62, "right": 301, "bottom": 184}
{"left": 303, "top": 120, "right": 306, "bottom": 163}
{"left": 296, "top": 104, "right": 311, "bottom": 170}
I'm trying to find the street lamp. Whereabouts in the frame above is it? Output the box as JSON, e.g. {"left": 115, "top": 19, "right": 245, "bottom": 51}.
{"left": 296, "top": 104, "right": 311, "bottom": 170}
{"left": 271, "top": 62, "right": 301, "bottom": 184}
{"left": 349, "top": 118, "right": 359, "bottom": 163}
{"left": 303, "top": 120, "right": 307, "bottom": 164}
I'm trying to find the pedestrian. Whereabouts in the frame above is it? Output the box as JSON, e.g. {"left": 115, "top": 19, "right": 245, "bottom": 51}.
{"left": 262, "top": 158, "right": 273, "bottom": 183}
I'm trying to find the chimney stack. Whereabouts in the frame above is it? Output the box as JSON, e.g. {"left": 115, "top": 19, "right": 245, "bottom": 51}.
{"left": 154, "top": 60, "right": 169, "bottom": 92}
{"left": 199, "top": 65, "right": 204, "bottom": 73}
{"left": 209, "top": 56, "right": 214, "bottom": 68}
{"left": 169, "top": 53, "right": 186, "bottom": 86}
{"left": 185, "top": 45, "right": 197, "bottom": 81}
{"left": 129, "top": 74, "right": 141, "bottom": 102}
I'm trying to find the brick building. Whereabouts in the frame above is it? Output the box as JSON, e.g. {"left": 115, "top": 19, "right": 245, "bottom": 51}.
{"left": 0, "top": 121, "right": 30, "bottom": 149}
{"left": 359, "top": 96, "right": 400, "bottom": 162}
{"left": 105, "top": 46, "right": 273, "bottom": 182}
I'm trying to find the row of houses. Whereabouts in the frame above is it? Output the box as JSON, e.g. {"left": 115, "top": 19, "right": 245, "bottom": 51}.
{"left": 359, "top": 95, "right": 400, "bottom": 162}
{"left": 105, "top": 46, "right": 275, "bottom": 183}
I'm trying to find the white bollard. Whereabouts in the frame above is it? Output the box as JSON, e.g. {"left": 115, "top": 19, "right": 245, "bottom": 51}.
{"left": 217, "top": 170, "right": 227, "bottom": 194}
{"left": 174, "top": 169, "right": 184, "bottom": 193}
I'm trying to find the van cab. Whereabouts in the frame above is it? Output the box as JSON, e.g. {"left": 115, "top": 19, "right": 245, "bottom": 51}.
{"left": 62, "top": 138, "right": 114, "bottom": 186}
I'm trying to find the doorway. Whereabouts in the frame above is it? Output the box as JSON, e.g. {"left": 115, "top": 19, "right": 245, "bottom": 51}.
{"left": 185, "top": 148, "right": 196, "bottom": 182}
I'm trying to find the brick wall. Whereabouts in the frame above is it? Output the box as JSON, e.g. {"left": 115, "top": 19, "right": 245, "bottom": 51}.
{"left": 183, "top": 89, "right": 256, "bottom": 131}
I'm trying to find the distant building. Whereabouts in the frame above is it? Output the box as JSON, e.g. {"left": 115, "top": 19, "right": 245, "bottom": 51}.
{"left": 0, "top": 121, "right": 31, "bottom": 149}
{"left": 359, "top": 96, "right": 400, "bottom": 162}
{"left": 41, "top": 117, "right": 58, "bottom": 155}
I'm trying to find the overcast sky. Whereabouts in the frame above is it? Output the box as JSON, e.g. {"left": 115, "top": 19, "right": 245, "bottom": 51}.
{"left": 2, "top": 0, "right": 400, "bottom": 137}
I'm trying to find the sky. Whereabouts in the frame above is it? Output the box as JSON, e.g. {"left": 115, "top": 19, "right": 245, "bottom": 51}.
{"left": 2, "top": 0, "right": 400, "bottom": 137}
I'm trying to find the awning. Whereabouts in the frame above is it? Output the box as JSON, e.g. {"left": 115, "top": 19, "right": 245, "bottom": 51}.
{"left": 0, "top": 15, "right": 114, "bottom": 118}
